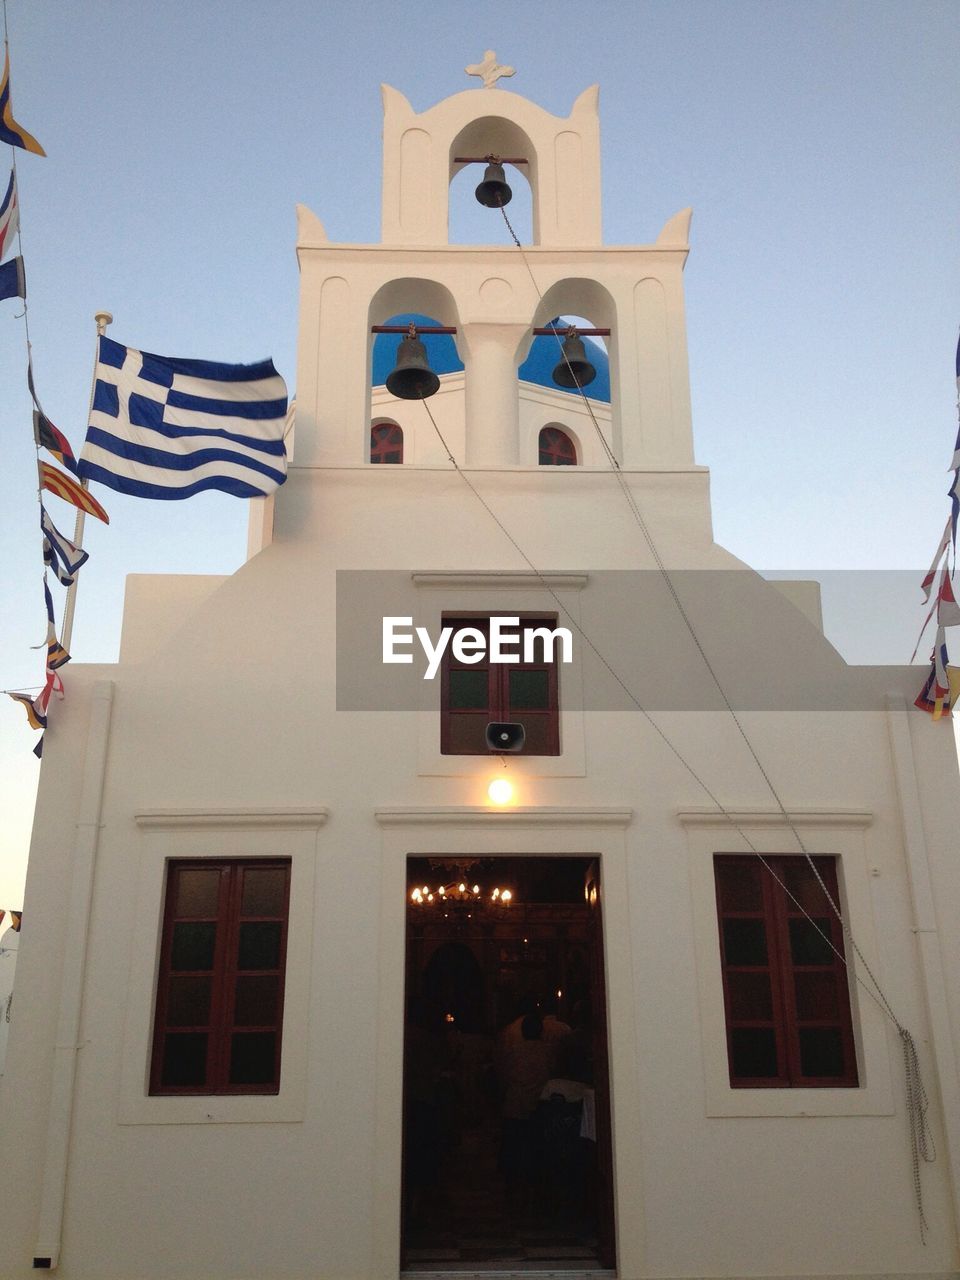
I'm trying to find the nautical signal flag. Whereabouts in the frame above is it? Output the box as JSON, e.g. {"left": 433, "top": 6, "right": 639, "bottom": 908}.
{"left": 39, "top": 460, "right": 109, "bottom": 523}
{"left": 8, "top": 689, "right": 47, "bottom": 731}
{"left": 41, "top": 507, "right": 88, "bottom": 587}
{"left": 0, "top": 51, "right": 45, "bottom": 155}
{"left": 80, "top": 336, "right": 288, "bottom": 500}
{"left": 42, "top": 580, "right": 70, "bottom": 670}
{"left": 0, "top": 171, "right": 18, "bottom": 259}
{"left": 35, "top": 410, "right": 79, "bottom": 474}
{"left": 0, "top": 254, "right": 24, "bottom": 301}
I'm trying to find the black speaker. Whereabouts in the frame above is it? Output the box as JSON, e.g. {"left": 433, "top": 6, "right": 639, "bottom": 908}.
{"left": 485, "top": 722, "right": 525, "bottom": 753}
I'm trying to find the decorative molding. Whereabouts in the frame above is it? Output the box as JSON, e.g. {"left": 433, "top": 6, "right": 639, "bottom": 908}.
{"left": 676, "top": 806, "right": 873, "bottom": 828}
{"left": 411, "top": 571, "right": 589, "bottom": 589}
{"left": 135, "top": 808, "right": 330, "bottom": 831}
{"left": 375, "top": 805, "right": 633, "bottom": 826}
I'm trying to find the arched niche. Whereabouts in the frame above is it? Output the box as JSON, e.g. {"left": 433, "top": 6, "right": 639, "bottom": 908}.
{"left": 448, "top": 116, "right": 539, "bottom": 243}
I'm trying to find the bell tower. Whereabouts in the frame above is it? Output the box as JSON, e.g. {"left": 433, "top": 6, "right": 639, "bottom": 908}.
{"left": 285, "top": 58, "right": 697, "bottom": 496}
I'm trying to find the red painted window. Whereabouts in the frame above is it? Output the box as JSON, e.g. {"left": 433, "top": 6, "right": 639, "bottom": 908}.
{"left": 371, "top": 421, "right": 403, "bottom": 463}
{"left": 714, "top": 855, "right": 858, "bottom": 1087}
{"left": 150, "top": 859, "right": 291, "bottom": 1095}
{"left": 538, "top": 426, "right": 577, "bottom": 465}
{"left": 440, "top": 615, "right": 561, "bottom": 756}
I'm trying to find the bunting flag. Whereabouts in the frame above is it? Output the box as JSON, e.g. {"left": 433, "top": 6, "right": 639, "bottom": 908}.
{"left": 39, "top": 460, "right": 109, "bottom": 523}
{"left": 79, "top": 335, "right": 288, "bottom": 500}
{"left": 920, "top": 516, "right": 951, "bottom": 601}
{"left": 937, "top": 571, "right": 960, "bottom": 628}
{"left": 35, "top": 666, "right": 63, "bottom": 716}
{"left": 41, "top": 581, "right": 70, "bottom": 670}
{"left": 8, "top": 689, "right": 47, "bottom": 730}
{"left": 10, "top": 911, "right": 21, "bottom": 932}
{"left": 916, "top": 336, "right": 960, "bottom": 716}
{"left": 0, "top": 170, "right": 17, "bottom": 259}
{"left": 0, "top": 910, "right": 4, "bottom": 929}
{"left": 33, "top": 735, "right": 43, "bottom": 758}
{"left": 41, "top": 507, "right": 88, "bottom": 586}
{"left": 0, "top": 253, "right": 25, "bottom": 301}
{"left": 35, "top": 410, "right": 79, "bottom": 474}
{"left": 0, "top": 50, "right": 45, "bottom": 155}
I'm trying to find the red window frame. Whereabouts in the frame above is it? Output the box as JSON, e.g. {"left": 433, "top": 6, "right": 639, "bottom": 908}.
{"left": 440, "top": 614, "right": 561, "bottom": 756}
{"left": 538, "top": 426, "right": 577, "bottom": 465}
{"left": 150, "top": 859, "right": 291, "bottom": 1095}
{"left": 714, "top": 854, "right": 858, "bottom": 1088}
{"left": 371, "top": 421, "right": 403, "bottom": 463}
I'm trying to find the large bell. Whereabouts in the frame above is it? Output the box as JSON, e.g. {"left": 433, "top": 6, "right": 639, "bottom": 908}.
{"left": 385, "top": 329, "right": 440, "bottom": 400}
{"left": 475, "top": 159, "right": 512, "bottom": 208}
{"left": 551, "top": 330, "right": 597, "bottom": 390}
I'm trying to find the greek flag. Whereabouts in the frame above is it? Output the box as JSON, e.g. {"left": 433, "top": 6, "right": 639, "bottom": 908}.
{"left": 79, "top": 336, "right": 288, "bottom": 500}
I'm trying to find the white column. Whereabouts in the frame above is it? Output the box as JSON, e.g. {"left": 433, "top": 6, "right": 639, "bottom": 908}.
{"left": 461, "top": 323, "right": 524, "bottom": 467}
{"left": 34, "top": 681, "right": 115, "bottom": 1270}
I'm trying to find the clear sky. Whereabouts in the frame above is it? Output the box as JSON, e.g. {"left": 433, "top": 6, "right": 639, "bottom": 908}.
{"left": 1, "top": 0, "right": 958, "bottom": 907}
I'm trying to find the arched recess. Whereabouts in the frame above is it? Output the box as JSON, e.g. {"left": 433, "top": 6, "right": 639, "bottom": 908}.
{"left": 367, "top": 281, "right": 465, "bottom": 464}
{"left": 538, "top": 424, "right": 579, "bottom": 466}
{"left": 448, "top": 161, "right": 533, "bottom": 246}
{"left": 448, "top": 116, "right": 539, "bottom": 244}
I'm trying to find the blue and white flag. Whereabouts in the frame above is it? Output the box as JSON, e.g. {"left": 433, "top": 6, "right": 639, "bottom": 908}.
{"left": 41, "top": 506, "right": 89, "bottom": 586}
{"left": 79, "top": 336, "right": 288, "bottom": 500}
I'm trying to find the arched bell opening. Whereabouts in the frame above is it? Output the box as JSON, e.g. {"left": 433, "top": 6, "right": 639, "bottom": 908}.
{"left": 522, "top": 281, "right": 619, "bottom": 464}
{"left": 368, "top": 281, "right": 465, "bottom": 464}
{"left": 448, "top": 162, "right": 533, "bottom": 246}
{"left": 448, "top": 116, "right": 538, "bottom": 245}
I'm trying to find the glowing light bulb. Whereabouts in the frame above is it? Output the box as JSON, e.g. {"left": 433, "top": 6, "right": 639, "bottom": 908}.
{"left": 459, "top": 883, "right": 466, "bottom": 894}
{"left": 501, "top": 890, "right": 512, "bottom": 903}
{"left": 472, "top": 884, "right": 480, "bottom": 895}
{"left": 488, "top": 777, "right": 514, "bottom": 805}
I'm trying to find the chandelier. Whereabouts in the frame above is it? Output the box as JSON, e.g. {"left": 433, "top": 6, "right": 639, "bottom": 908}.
{"left": 408, "top": 859, "right": 514, "bottom": 910}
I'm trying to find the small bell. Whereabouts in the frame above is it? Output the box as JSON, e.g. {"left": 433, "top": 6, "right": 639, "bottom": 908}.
{"left": 385, "top": 326, "right": 440, "bottom": 400}
{"left": 551, "top": 329, "right": 597, "bottom": 390}
{"left": 475, "top": 158, "right": 512, "bottom": 209}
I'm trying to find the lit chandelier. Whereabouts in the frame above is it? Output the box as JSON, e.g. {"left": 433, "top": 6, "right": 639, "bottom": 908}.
{"left": 408, "top": 859, "right": 514, "bottom": 909}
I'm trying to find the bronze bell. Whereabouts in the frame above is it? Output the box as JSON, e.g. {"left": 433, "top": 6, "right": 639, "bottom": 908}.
{"left": 385, "top": 327, "right": 440, "bottom": 400}
{"left": 475, "top": 159, "right": 512, "bottom": 208}
{"left": 551, "top": 329, "right": 597, "bottom": 390}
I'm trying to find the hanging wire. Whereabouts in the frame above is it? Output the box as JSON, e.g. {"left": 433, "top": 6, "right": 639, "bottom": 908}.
{"left": 418, "top": 196, "right": 937, "bottom": 1237}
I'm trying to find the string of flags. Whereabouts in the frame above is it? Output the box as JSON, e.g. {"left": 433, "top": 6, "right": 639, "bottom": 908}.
{"left": 1, "top": 36, "right": 74, "bottom": 758}
{"left": 2, "top": 23, "right": 288, "bottom": 758}
{"left": 913, "top": 336, "right": 960, "bottom": 719}
{"left": 0, "top": 910, "right": 22, "bottom": 935}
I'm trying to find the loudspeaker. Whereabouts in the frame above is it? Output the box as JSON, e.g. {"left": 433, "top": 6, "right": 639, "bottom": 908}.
{"left": 485, "top": 722, "right": 525, "bottom": 753}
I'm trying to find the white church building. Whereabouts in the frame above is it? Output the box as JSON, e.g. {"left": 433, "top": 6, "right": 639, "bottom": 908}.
{"left": 1, "top": 64, "right": 959, "bottom": 1280}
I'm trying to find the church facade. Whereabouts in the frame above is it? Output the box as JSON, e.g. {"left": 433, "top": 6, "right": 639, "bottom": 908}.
{"left": 1, "top": 67, "right": 959, "bottom": 1280}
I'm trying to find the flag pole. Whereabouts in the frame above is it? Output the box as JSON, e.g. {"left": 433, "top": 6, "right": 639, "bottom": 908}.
{"left": 60, "top": 310, "right": 112, "bottom": 653}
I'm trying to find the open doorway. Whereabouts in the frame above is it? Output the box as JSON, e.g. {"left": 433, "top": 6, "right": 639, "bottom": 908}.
{"left": 401, "top": 856, "right": 615, "bottom": 1272}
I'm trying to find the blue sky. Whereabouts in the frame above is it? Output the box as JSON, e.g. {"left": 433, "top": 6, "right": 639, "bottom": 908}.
{"left": 1, "top": 0, "right": 958, "bottom": 906}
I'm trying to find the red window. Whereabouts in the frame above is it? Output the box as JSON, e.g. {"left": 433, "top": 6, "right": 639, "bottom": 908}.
{"left": 150, "top": 859, "right": 291, "bottom": 1095}
{"left": 371, "top": 421, "right": 403, "bottom": 463}
{"left": 538, "top": 426, "right": 577, "bottom": 465}
{"left": 714, "top": 855, "right": 858, "bottom": 1087}
{"left": 440, "top": 615, "right": 561, "bottom": 756}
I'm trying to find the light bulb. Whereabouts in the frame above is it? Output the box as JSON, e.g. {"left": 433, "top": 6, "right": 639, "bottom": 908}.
{"left": 488, "top": 777, "right": 514, "bottom": 805}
